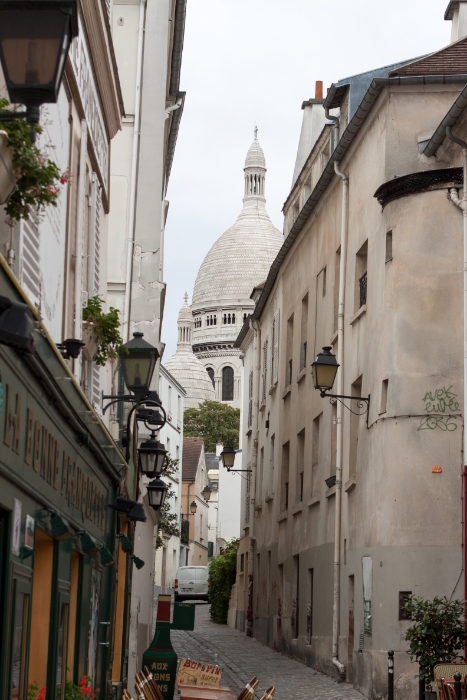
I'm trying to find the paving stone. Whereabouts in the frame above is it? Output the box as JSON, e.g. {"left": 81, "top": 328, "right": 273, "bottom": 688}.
{"left": 171, "top": 604, "right": 364, "bottom": 700}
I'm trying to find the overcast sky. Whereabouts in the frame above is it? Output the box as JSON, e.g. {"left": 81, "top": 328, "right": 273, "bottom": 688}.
{"left": 162, "top": 0, "right": 451, "bottom": 359}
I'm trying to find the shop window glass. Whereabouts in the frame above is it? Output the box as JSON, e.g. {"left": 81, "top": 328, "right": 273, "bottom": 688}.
{"left": 56, "top": 602, "right": 69, "bottom": 700}
{"left": 11, "top": 587, "right": 30, "bottom": 700}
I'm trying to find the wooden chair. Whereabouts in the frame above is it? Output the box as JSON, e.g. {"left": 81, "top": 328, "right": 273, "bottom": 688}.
{"left": 434, "top": 665, "right": 467, "bottom": 699}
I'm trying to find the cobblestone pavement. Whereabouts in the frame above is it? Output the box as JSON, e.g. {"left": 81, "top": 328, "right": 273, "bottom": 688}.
{"left": 171, "top": 604, "right": 364, "bottom": 700}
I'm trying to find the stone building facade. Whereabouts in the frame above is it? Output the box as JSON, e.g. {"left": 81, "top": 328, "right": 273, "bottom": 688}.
{"left": 233, "top": 6, "right": 467, "bottom": 699}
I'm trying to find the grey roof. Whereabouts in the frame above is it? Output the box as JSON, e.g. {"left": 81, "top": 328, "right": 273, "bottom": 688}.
{"left": 205, "top": 453, "right": 220, "bottom": 471}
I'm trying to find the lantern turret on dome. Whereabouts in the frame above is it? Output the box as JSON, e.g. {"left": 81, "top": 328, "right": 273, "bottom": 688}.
{"left": 243, "top": 126, "right": 267, "bottom": 209}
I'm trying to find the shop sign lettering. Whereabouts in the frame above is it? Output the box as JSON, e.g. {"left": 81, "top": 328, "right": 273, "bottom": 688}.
{"left": 3, "top": 384, "right": 106, "bottom": 530}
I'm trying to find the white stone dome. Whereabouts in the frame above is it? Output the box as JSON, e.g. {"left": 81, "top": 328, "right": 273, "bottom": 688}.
{"left": 192, "top": 134, "right": 282, "bottom": 311}
{"left": 164, "top": 295, "right": 215, "bottom": 409}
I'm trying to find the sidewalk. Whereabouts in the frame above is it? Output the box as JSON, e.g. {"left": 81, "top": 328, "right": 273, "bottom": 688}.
{"left": 171, "top": 604, "right": 365, "bottom": 700}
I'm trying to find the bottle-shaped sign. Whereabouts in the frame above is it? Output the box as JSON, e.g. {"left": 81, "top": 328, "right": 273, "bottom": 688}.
{"left": 142, "top": 595, "right": 178, "bottom": 700}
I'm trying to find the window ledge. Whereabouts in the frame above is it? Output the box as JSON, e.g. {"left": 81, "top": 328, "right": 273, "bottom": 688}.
{"left": 259, "top": 403, "right": 266, "bottom": 412}
{"left": 277, "top": 510, "right": 288, "bottom": 522}
{"left": 245, "top": 428, "right": 252, "bottom": 437}
{"left": 307, "top": 495, "right": 320, "bottom": 507}
{"left": 282, "top": 385, "right": 292, "bottom": 400}
{"left": 345, "top": 474, "right": 357, "bottom": 492}
{"left": 297, "top": 367, "right": 307, "bottom": 383}
{"left": 255, "top": 503, "right": 262, "bottom": 511}
{"left": 265, "top": 493, "right": 274, "bottom": 503}
{"left": 268, "top": 383, "right": 277, "bottom": 395}
{"left": 325, "top": 484, "right": 336, "bottom": 498}
{"left": 350, "top": 304, "right": 367, "bottom": 325}
{"left": 329, "top": 329, "right": 338, "bottom": 344}
{"left": 291, "top": 503, "right": 303, "bottom": 515}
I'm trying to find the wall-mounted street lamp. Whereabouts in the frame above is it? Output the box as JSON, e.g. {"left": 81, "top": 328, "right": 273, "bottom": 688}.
{"left": 137, "top": 433, "right": 168, "bottom": 479}
{"left": 181, "top": 501, "right": 197, "bottom": 518}
{"left": 131, "top": 555, "right": 145, "bottom": 570}
{"left": 0, "top": 295, "right": 35, "bottom": 353}
{"left": 202, "top": 485, "right": 212, "bottom": 502}
{"left": 76, "top": 530, "right": 99, "bottom": 554}
{"left": 57, "top": 337, "right": 85, "bottom": 360}
{"left": 146, "top": 478, "right": 168, "bottom": 511}
{"left": 119, "top": 332, "right": 159, "bottom": 400}
{"left": 219, "top": 446, "right": 251, "bottom": 473}
{"left": 116, "top": 533, "right": 133, "bottom": 553}
{"left": 0, "top": 0, "right": 78, "bottom": 143}
{"left": 108, "top": 496, "right": 147, "bottom": 523}
{"left": 311, "top": 346, "right": 370, "bottom": 426}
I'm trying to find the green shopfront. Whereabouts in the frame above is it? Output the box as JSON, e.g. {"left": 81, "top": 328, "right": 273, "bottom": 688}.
{"left": 0, "top": 263, "right": 127, "bottom": 700}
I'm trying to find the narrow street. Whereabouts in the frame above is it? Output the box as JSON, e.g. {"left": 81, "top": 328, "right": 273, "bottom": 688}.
{"left": 171, "top": 605, "right": 364, "bottom": 700}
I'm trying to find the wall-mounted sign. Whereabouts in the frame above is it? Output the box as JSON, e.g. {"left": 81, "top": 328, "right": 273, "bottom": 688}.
{"left": 176, "top": 658, "right": 223, "bottom": 689}
{"left": 432, "top": 466, "right": 443, "bottom": 473}
{"left": 25, "top": 515, "right": 35, "bottom": 550}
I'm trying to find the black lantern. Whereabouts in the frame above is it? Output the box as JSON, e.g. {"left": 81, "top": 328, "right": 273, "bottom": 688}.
{"left": 131, "top": 555, "right": 145, "bottom": 570}
{"left": 127, "top": 502, "right": 147, "bottom": 523}
{"left": 0, "top": 1, "right": 77, "bottom": 108}
{"left": 146, "top": 478, "right": 168, "bottom": 511}
{"left": 0, "top": 296, "right": 35, "bottom": 353}
{"left": 311, "top": 346, "right": 339, "bottom": 395}
{"left": 137, "top": 433, "right": 167, "bottom": 478}
{"left": 119, "top": 332, "right": 159, "bottom": 398}
{"left": 202, "top": 485, "right": 211, "bottom": 502}
{"left": 190, "top": 500, "right": 197, "bottom": 515}
{"left": 220, "top": 446, "right": 236, "bottom": 470}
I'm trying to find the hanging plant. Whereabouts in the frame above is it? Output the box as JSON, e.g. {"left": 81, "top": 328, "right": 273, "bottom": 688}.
{"left": 0, "top": 98, "right": 67, "bottom": 222}
{"left": 82, "top": 295, "right": 127, "bottom": 367}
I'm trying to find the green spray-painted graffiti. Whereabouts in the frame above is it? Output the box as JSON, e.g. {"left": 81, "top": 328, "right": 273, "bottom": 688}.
{"left": 418, "top": 386, "right": 459, "bottom": 431}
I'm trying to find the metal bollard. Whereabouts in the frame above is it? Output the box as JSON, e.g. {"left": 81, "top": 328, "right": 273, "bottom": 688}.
{"left": 454, "top": 673, "right": 462, "bottom": 700}
{"left": 388, "top": 650, "right": 394, "bottom": 700}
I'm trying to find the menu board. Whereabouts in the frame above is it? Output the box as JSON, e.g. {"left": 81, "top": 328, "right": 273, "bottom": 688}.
{"left": 176, "top": 659, "right": 223, "bottom": 689}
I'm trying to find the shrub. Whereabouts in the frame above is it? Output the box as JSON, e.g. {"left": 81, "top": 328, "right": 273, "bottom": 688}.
{"left": 404, "top": 595, "right": 466, "bottom": 690}
{"left": 82, "top": 295, "right": 126, "bottom": 366}
{"left": 208, "top": 538, "right": 239, "bottom": 624}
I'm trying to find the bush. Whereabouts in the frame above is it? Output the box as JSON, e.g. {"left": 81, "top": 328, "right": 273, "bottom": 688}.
{"left": 404, "top": 595, "right": 466, "bottom": 690}
{"left": 208, "top": 538, "right": 239, "bottom": 624}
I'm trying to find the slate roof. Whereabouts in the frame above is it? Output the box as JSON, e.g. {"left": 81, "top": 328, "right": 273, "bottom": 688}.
{"left": 390, "top": 36, "right": 467, "bottom": 76}
{"left": 182, "top": 437, "right": 204, "bottom": 480}
{"left": 205, "top": 453, "right": 220, "bottom": 471}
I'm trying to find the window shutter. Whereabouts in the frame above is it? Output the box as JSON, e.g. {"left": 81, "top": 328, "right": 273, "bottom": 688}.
{"left": 261, "top": 340, "right": 268, "bottom": 405}
{"left": 20, "top": 218, "right": 41, "bottom": 308}
{"left": 248, "top": 370, "right": 253, "bottom": 427}
{"left": 272, "top": 310, "right": 280, "bottom": 385}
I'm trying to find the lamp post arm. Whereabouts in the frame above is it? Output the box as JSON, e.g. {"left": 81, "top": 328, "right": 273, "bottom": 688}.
{"left": 320, "top": 391, "right": 371, "bottom": 428}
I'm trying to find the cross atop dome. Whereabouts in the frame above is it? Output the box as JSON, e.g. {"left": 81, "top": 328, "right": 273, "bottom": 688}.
{"left": 184, "top": 291, "right": 189, "bottom": 304}
{"left": 254, "top": 124, "right": 258, "bottom": 140}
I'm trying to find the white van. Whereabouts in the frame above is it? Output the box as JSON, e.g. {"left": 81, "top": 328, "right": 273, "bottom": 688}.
{"left": 174, "top": 566, "right": 209, "bottom": 602}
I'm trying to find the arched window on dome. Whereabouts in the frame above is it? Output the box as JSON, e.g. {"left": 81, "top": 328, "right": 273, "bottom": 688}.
{"left": 232, "top": 313, "right": 236, "bottom": 324}
{"left": 222, "top": 366, "right": 234, "bottom": 401}
{"left": 223, "top": 314, "right": 227, "bottom": 324}
{"left": 214, "top": 315, "right": 217, "bottom": 325}
{"left": 228, "top": 313, "right": 231, "bottom": 324}
{"left": 206, "top": 367, "right": 215, "bottom": 388}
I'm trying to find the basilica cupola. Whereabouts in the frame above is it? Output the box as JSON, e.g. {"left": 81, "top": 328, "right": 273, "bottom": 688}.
{"left": 243, "top": 127, "right": 267, "bottom": 208}
{"left": 177, "top": 292, "right": 194, "bottom": 351}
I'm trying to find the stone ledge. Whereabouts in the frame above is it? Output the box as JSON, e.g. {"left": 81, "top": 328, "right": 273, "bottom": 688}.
{"left": 329, "top": 329, "right": 338, "bottom": 344}
{"left": 277, "top": 510, "right": 288, "bottom": 522}
{"left": 282, "top": 385, "right": 292, "bottom": 400}
{"left": 325, "top": 485, "right": 336, "bottom": 498}
{"left": 350, "top": 304, "right": 367, "bottom": 325}
{"left": 291, "top": 503, "right": 303, "bottom": 515}
{"left": 265, "top": 493, "right": 274, "bottom": 503}
{"left": 307, "top": 495, "right": 320, "bottom": 507}
{"left": 345, "top": 474, "right": 357, "bottom": 492}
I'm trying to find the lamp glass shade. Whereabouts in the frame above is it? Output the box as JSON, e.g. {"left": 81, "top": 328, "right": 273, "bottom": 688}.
{"left": 202, "top": 485, "right": 211, "bottom": 502}
{"left": 146, "top": 478, "right": 168, "bottom": 511}
{"left": 0, "top": 0, "right": 77, "bottom": 106}
{"left": 119, "top": 332, "right": 159, "bottom": 397}
{"left": 312, "top": 346, "right": 339, "bottom": 392}
{"left": 190, "top": 500, "right": 197, "bottom": 515}
{"left": 127, "top": 502, "right": 147, "bottom": 523}
{"left": 137, "top": 437, "right": 167, "bottom": 478}
{"left": 220, "top": 446, "right": 236, "bottom": 470}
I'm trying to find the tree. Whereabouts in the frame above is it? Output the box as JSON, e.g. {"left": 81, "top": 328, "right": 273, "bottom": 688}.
{"left": 208, "top": 538, "right": 239, "bottom": 624}
{"left": 184, "top": 400, "right": 240, "bottom": 453}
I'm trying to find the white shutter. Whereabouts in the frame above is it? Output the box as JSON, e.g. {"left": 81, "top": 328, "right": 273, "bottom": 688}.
{"left": 20, "top": 218, "right": 41, "bottom": 308}
{"left": 261, "top": 340, "right": 268, "bottom": 405}
{"left": 248, "top": 370, "right": 253, "bottom": 427}
{"left": 272, "top": 310, "right": 280, "bottom": 385}
{"left": 90, "top": 182, "right": 102, "bottom": 410}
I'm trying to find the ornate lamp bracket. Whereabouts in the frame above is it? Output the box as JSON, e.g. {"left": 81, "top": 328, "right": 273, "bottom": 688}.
{"left": 320, "top": 391, "right": 371, "bottom": 428}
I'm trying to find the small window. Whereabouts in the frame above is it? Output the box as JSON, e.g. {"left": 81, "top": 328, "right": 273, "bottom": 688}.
{"left": 355, "top": 241, "right": 368, "bottom": 311}
{"left": 240, "top": 553, "right": 244, "bottom": 572}
{"left": 386, "top": 231, "right": 393, "bottom": 262}
{"left": 359, "top": 272, "right": 367, "bottom": 308}
{"left": 322, "top": 267, "right": 326, "bottom": 297}
{"left": 399, "top": 591, "right": 412, "bottom": 620}
{"left": 380, "top": 379, "right": 388, "bottom": 414}
{"left": 222, "top": 366, "right": 234, "bottom": 401}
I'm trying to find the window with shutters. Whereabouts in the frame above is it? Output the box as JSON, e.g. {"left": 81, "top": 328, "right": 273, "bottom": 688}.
{"left": 261, "top": 339, "right": 268, "bottom": 406}
{"left": 222, "top": 366, "right": 234, "bottom": 401}
{"left": 300, "top": 294, "right": 308, "bottom": 371}
{"left": 245, "top": 468, "right": 251, "bottom": 524}
{"left": 248, "top": 370, "right": 253, "bottom": 428}
{"left": 83, "top": 176, "right": 102, "bottom": 409}
{"left": 271, "top": 310, "right": 280, "bottom": 388}
{"left": 285, "top": 314, "right": 294, "bottom": 388}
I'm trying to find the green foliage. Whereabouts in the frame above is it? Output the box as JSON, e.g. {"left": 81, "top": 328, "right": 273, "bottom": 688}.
{"left": 404, "top": 595, "right": 466, "bottom": 689}
{"left": 0, "top": 98, "right": 64, "bottom": 222}
{"left": 82, "top": 295, "right": 127, "bottom": 366}
{"left": 28, "top": 682, "right": 46, "bottom": 700}
{"left": 208, "top": 538, "right": 239, "bottom": 624}
{"left": 184, "top": 400, "right": 240, "bottom": 453}
{"left": 156, "top": 454, "right": 180, "bottom": 547}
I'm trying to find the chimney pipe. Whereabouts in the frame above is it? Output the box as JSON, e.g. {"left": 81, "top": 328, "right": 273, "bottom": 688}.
{"left": 315, "top": 81, "right": 323, "bottom": 99}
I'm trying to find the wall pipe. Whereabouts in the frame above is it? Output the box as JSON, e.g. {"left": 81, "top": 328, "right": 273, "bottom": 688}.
{"left": 123, "top": 0, "right": 146, "bottom": 342}
{"left": 246, "top": 318, "right": 261, "bottom": 637}
{"left": 447, "top": 126, "right": 467, "bottom": 606}
{"left": 331, "top": 161, "right": 349, "bottom": 678}
{"left": 325, "top": 107, "right": 339, "bottom": 153}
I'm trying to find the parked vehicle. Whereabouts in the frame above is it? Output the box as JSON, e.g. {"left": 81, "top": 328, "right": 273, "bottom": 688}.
{"left": 174, "top": 566, "right": 209, "bottom": 602}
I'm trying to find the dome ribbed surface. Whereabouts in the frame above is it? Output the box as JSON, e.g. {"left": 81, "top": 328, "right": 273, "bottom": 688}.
{"left": 192, "top": 207, "right": 282, "bottom": 309}
{"left": 164, "top": 352, "right": 215, "bottom": 409}
{"left": 245, "top": 139, "right": 266, "bottom": 169}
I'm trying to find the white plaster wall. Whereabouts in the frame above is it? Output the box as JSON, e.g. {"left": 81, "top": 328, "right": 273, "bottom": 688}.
{"left": 218, "top": 454, "right": 242, "bottom": 542}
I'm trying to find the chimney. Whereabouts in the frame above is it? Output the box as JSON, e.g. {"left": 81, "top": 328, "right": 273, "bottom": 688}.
{"left": 290, "top": 81, "right": 326, "bottom": 189}
{"left": 445, "top": 0, "right": 467, "bottom": 42}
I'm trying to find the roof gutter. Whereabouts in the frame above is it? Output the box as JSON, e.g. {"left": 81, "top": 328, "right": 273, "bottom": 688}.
{"left": 245, "top": 75, "right": 467, "bottom": 327}
{"left": 169, "top": 0, "right": 187, "bottom": 96}
{"left": 422, "top": 80, "right": 467, "bottom": 157}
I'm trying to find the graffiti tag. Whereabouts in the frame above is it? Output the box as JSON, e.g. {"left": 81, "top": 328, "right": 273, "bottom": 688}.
{"left": 418, "top": 386, "right": 459, "bottom": 432}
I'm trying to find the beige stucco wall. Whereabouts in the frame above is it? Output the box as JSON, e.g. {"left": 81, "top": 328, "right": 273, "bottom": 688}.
{"left": 236, "top": 83, "right": 467, "bottom": 699}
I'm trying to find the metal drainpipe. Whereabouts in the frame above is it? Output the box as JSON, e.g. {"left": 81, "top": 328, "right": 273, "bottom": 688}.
{"left": 123, "top": 0, "right": 146, "bottom": 341}
{"left": 246, "top": 318, "right": 261, "bottom": 637}
{"left": 331, "top": 161, "right": 349, "bottom": 679}
{"left": 325, "top": 107, "right": 340, "bottom": 153}
{"left": 447, "top": 126, "right": 467, "bottom": 605}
